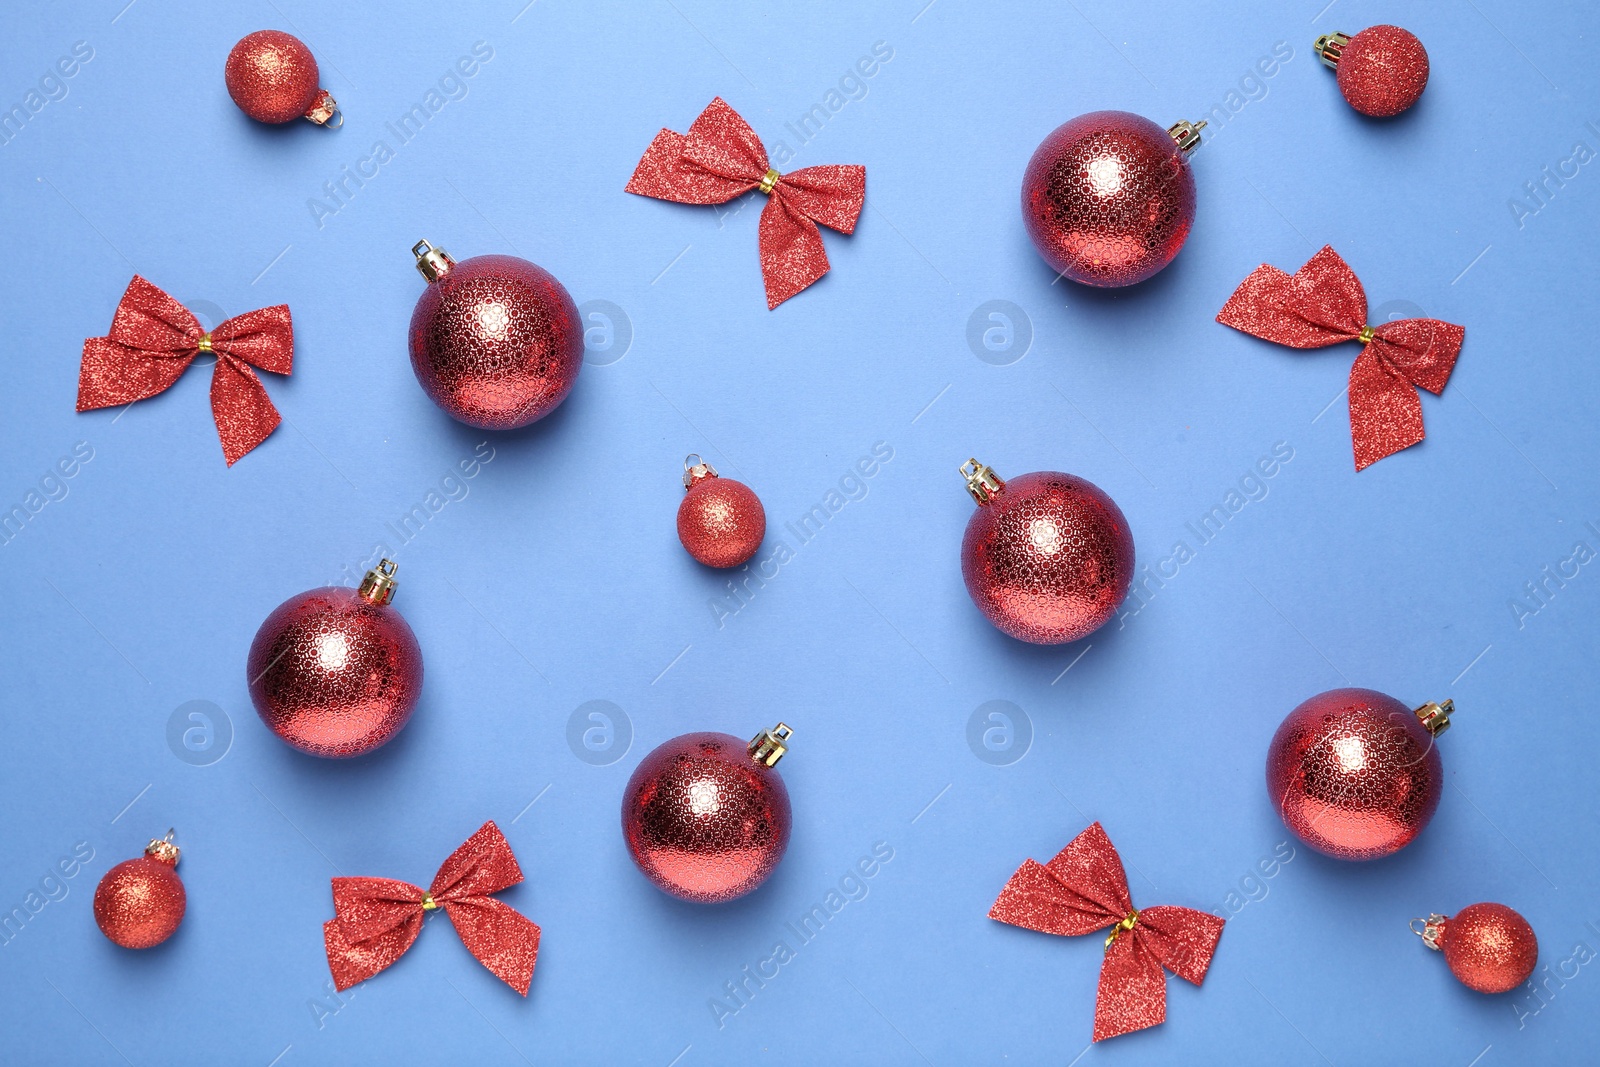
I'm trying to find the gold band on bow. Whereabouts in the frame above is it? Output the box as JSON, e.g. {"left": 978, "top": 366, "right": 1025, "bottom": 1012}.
{"left": 421, "top": 892, "right": 439, "bottom": 911}
{"left": 1357, "top": 324, "right": 1376, "bottom": 344}
{"left": 757, "top": 167, "right": 781, "bottom": 194}
{"left": 196, "top": 333, "right": 214, "bottom": 354}
{"left": 1104, "top": 910, "right": 1139, "bottom": 950}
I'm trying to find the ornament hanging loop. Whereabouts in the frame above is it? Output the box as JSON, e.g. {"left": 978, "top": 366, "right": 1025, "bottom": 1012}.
{"left": 412, "top": 240, "right": 456, "bottom": 283}
{"left": 683, "top": 454, "right": 718, "bottom": 490}
{"left": 1412, "top": 913, "right": 1447, "bottom": 950}
{"left": 359, "top": 559, "right": 399, "bottom": 606}
{"left": 960, "top": 459, "right": 1004, "bottom": 505}
{"left": 145, "top": 829, "right": 181, "bottom": 866}
{"left": 1104, "top": 909, "right": 1139, "bottom": 950}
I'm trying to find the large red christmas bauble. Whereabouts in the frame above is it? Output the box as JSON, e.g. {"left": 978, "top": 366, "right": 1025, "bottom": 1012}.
{"left": 247, "top": 561, "right": 423, "bottom": 758}
{"left": 1317, "top": 26, "right": 1429, "bottom": 118}
{"left": 1418, "top": 904, "right": 1538, "bottom": 994}
{"left": 1267, "top": 688, "right": 1454, "bottom": 860}
{"left": 224, "top": 30, "right": 338, "bottom": 126}
{"left": 677, "top": 455, "right": 766, "bottom": 568}
{"left": 621, "top": 725, "right": 793, "bottom": 903}
{"left": 408, "top": 241, "right": 582, "bottom": 430}
{"left": 94, "top": 833, "right": 185, "bottom": 949}
{"left": 1021, "top": 111, "right": 1203, "bottom": 287}
{"left": 959, "top": 460, "right": 1134, "bottom": 644}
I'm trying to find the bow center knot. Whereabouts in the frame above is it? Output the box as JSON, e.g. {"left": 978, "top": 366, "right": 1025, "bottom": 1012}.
{"left": 756, "top": 167, "right": 781, "bottom": 195}
{"left": 1104, "top": 909, "right": 1139, "bottom": 950}
{"left": 420, "top": 891, "right": 439, "bottom": 911}
{"left": 196, "top": 332, "right": 214, "bottom": 354}
{"left": 1357, "top": 323, "right": 1376, "bottom": 344}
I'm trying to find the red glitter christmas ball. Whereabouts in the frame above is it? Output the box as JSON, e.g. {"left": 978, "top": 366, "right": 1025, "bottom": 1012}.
{"left": 1020, "top": 110, "right": 1203, "bottom": 287}
{"left": 958, "top": 460, "right": 1134, "bottom": 644}
{"left": 1418, "top": 904, "right": 1538, "bottom": 994}
{"left": 677, "top": 455, "right": 766, "bottom": 568}
{"left": 407, "top": 241, "right": 583, "bottom": 430}
{"left": 224, "top": 30, "right": 338, "bottom": 126}
{"left": 94, "top": 834, "right": 186, "bottom": 949}
{"left": 1319, "top": 26, "right": 1430, "bottom": 117}
{"left": 1266, "top": 688, "right": 1454, "bottom": 860}
{"left": 247, "top": 561, "right": 423, "bottom": 759}
{"left": 621, "top": 725, "right": 793, "bottom": 903}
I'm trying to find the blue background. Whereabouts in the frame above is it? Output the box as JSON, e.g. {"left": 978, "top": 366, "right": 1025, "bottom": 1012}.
{"left": 2, "top": 0, "right": 1597, "bottom": 1063}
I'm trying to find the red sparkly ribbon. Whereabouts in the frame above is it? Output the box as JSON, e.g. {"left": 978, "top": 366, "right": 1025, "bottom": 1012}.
{"left": 323, "top": 821, "right": 540, "bottom": 994}
{"left": 1217, "top": 245, "right": 1464, "bottom": 470}
{"left": 76, "top": 276, "right": 292, "bottom": 466}
{"left": 625, "top": 97, "right": 866, "bottom": 309}
{"left": 989, "top": 822, "right": 1225, "bottom": 1042}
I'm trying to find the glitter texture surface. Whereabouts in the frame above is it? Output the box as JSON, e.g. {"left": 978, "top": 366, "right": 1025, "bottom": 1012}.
{"left": 323, "top": 821, "right": 541, "bottom": 994}
{"left": 1217, "top": 245, "right": 1464, "bottom": 470}
{"left": 224, "top": 30, "right": 324, "bottom": 124}
{"left": 621, "top": 731, "right": 791, "bottom": 903}
{"left": 961, "top": 470, "right": 1134, "bottom": 644}
{"left": 1266, "top": 688, "right": 1443, "bottom": 861}
{"left": 247, "top": 585, "right": 423, "bottom": 758}
{"left": 626, "top": 97, "right": 866, "bottom": 308}
{"left": 1337, "top": 25, "right": 1430, "bottom": 117}
{"left": 1440, "top": 903, "right": 1538, "bottom": 994}
{"left": 76, "top": 275, "right": 292, "bottom": 466}
{"left": 408, "top": 253, "right": 582, "bottom": 429}
{"left": 989, "top": 823, "right": 1225, "bottom": 1042}
{"left": 93, "top": 851, "right": 185, "bottom": 949}
{"left": 1020, "top": 110, "right": 1196, "bottom": 287}
{"left": 677, "top": 470, "right": 766, "bottom": 568}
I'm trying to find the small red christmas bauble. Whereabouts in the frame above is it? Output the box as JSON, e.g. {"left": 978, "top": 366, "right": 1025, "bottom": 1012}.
{"left": 1267, "top": 688, "right": 1454, "bottom": 860}
{"left": 677, "top": 455, "right": 766, "bottom": 568}
{"left": 1317, "top": 26, "right": 1430, "bottom": 117}
{"left": 621, "top": 724, "right": 793, "bottom": 903}
{"left": 247, "top": 561, "right": 423, "bottom": 758}
{"left": 1417, "top": 904, "right": 1538, "bottom": 994}
{"left": 958, "top": 459, "right": 1134, "bottom": 644}
{"left": 224, "top": 30, "right": 339, "bottom": 126}
{"left": 1021, "top": 111, "right": 1204, "bottom": 287}
{"left": 408, "top": 240, "right": 582, "bottom": 430}
{"left": 94, "top": 833, "right": 185, "bottom": 949}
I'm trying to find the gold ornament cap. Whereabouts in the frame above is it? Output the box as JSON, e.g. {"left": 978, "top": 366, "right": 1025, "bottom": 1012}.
{"left": 1414, "top": 699, "right": 1454, "bottom": 737}
{"left": 359, "top": 559, "right": 400, "bottom": 606}
{"left": 1167, "top": 119, "right": 1207, "bottom": 154}
{"left": 960, "top": 458, "right": 1004, "bottom": 505}
{"left": 145, "top": 830, "right": 180, "bottom": 867}
{"left": 1315, "top": 32, "right": 1352, "bottom": 68}
{"left": 305, "top": 89, "right": 341, "bottom": 127}
{"left": 683, "top": 454, "right": 719, "bottom": 491}
{"left": 748, "top": 723, "right": 792, "bottom": 767}
{"left": 412, "top": 240, "right": 456, "bottom": 283}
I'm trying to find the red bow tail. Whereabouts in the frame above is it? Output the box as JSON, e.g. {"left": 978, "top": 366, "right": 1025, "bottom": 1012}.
{"left": 323, "top": 822, "right": 541, "bottom": 995}
{"left": 76, "top": 275, "right": 293, "bottom": 465}
{"left": 989, "top": 822, "right": 1224, "bottom": 1042}
{"left": 1216, "top": 246, "right": 1463, "bottom": 469}
{"left": 625, "top": 97, "right": 865, "bottom": 308}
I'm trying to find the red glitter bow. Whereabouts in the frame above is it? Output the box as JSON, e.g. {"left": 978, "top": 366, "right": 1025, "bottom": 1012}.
{"left": 625, "top": 97, "right": 866, "bottom": 309}
{"left": 1217, "top": 246, "right": 1464, "bottom": 470}
{"left": 989, "top": 822, "right": 1225, "bottom": 1042}
{"left": 323, "top": 822, "right": 540, "bottom": 994}
{"left": 76, "top": 276, "right": 293, "bottom": 466}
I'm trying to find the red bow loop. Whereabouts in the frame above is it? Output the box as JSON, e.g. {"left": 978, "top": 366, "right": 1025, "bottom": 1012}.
{"left": 1217, "top": 246, "right": 1464, "bottom": 469}
{"left": 324, "top": 821, "right": 540, "bottom": 995}
{"left": 626, "top": 98, "right": 866, "bottom": 308}
{"left": 989, "top": 823, "right": 1225, "bottom": 1042}
{"left": 77, "top": 275, "right": 293, "bottom": 465}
